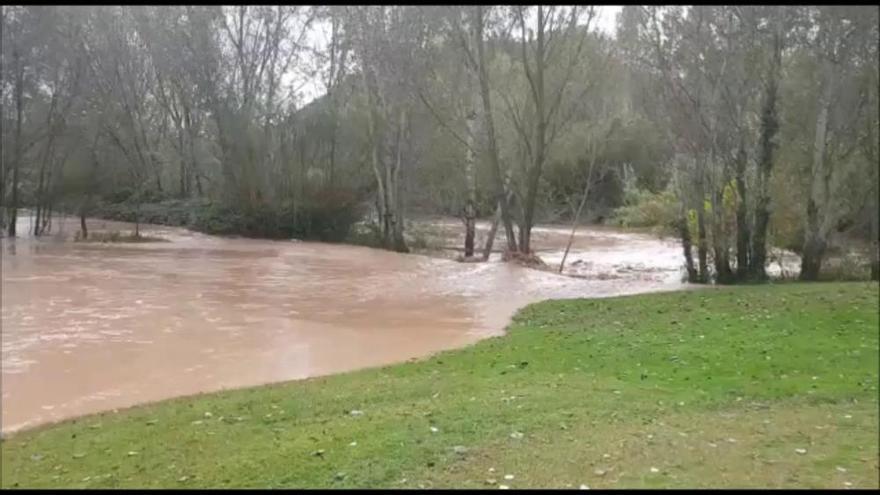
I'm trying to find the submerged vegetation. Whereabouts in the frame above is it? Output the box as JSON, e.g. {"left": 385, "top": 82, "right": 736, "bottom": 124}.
{"left": 73, "top": 230, "right": 168, "bottom": 243}
{"left": 1, "top": 283, "right": 877, "bottom": 488}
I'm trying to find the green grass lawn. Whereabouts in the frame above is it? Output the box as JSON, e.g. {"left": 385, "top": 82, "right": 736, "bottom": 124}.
{"left": 2, "top": 282, "right": 877, "bottom": 489}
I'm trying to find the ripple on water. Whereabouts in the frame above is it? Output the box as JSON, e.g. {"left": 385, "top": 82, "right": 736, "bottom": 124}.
{"left": 2, "top": 216, "right": 697, "bottom": 433}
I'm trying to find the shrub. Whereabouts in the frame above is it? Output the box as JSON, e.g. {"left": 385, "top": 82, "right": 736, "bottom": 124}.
{"left": 610, "top": 187, "right": 678, "bottom": 232}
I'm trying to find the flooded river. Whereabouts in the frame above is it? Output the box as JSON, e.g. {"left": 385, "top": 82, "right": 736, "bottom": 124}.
{"left": 2, "top": 213, "right": 688, "bottom": 433}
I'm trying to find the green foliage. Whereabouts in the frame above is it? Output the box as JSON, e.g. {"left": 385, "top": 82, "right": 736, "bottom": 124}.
{"left": 1, "top": 283, "right": 877, "bottom": 488}
{"left": 611, "top": 186, "right": 678, "bottom": 232}
{"left": 96, "top": 199, "right": 205, "bottom": 228}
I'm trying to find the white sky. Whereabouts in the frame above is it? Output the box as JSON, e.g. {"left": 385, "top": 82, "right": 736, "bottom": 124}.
{"left": 292, "top": 5, "right": 622, "bottom": 106}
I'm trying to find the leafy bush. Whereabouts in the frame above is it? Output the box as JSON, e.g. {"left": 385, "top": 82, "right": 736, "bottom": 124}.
{"left": 94, "top": 199, "right": 206, "bottom": 228}
{"left": 610, "top": 187, "right": 678, "bottom": 232}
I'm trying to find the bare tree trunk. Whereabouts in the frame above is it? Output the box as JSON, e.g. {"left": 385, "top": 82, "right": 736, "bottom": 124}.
{"left": 390, "top": 107, "right": 408, "bottom": 252}
{"left": 79, "top": 202, "right": 88, "bottom": 240}
{"left": 679, "top": 214, "right": 698, "bottom": 283}
{"left": 734, "top": 147, "right": 750, "bottom": 279}
{"left": 697, "top": 207, "right": 709, "bottom": 282}
{"left": 482, "top": 202, "right": 501, "bottom": 261}
{"left": 517, "top": 6, "right": 548, "bottom": 256}
{"left": 34, "top": 165, "right": 46, "bottom": 236}
{"left": 366, "top": 95, "right": 387, "bottom": 243}
{"left": 558, "top": 182, "right": 588, "bottom": 274}
{"left": 463, "top": 104, "right": 477, "bottom": 257}
{"left": 178, "top": 121, "right": 188, "bottom": 198}
{"left": 7, "top": 47, "right": 24, "bottom": 238}
{"left": 695, "top": 164, "right": 709, "bottom": 283}
{"left": 558, "top": 154, "right": 597, "bottom": 273}
{"left": 474, "top": 6, "right": 517, "bottom": 253}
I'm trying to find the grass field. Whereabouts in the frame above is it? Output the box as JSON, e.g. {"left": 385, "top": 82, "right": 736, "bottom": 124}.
{"left": 1, "top": 282, "right": 877, "bottom": 488}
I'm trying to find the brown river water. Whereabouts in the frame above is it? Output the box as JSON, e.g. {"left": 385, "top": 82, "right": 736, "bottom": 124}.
{"left": 1, "top": 212, "right": 689, "bottom": 434}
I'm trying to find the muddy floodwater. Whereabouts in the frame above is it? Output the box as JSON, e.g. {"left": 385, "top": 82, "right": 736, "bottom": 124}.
{"left": 2, "top": 213, "right": 689, "bottom": 433}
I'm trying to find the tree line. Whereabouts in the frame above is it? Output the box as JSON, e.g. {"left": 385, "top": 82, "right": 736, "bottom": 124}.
{"left": 1, "top": 6, "right": 877, "bottom": 280}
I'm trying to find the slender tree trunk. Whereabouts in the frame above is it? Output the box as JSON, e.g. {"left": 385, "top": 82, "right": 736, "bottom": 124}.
{"left": 79, "top": 202, "right": 88, "bottom": 240}
{"left": 463, "top": 103, "right": 477, "bottom": 257}
{"left": 679, "top": 214, "right": 698, "bottom": 283}
{"left": 694, "top": 162, "right": 709, "bottom": 283}
{"left": 734, "top": 147, "right": 750, "bottom": 279}
{"left": 697, "top": 203, "right": 709, "bottom": 283}
{"left": 41, "top": 202, "right": 52, "bottom": 235}
{"left": 558, "top": 181, "right": 589, "bottom": 274}
{"left": 518, "top": 6, "right": 547, "bottom": 256}
{"left": 390, "top": 107, "right": 408, "bottom": 252}
{"left": 558, "top": 154, "right": 597, "bottom": 273}
{"left": 184, "top": 106, "right": 200, "bottom": 197}
{"left": 474, "top": 6, "right": 517, "bottom": 253}
{"left": 365, "top": 93, "right": 387, "bottom": 244}
{"left": 177, "top": 125, "right": 187, "bottom": 198}
{"left": 482, "top": 202, "right": 501, "bottom": 261}
{"left": 34, "top": 166, "right": 45, "bottom": 236}
{"left": 7, "top": 49, "right": 24, "bottom": 238}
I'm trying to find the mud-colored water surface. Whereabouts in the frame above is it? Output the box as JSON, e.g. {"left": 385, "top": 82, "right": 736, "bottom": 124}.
{"left": 2, "top": 213, "right": 688, "bottom": 433}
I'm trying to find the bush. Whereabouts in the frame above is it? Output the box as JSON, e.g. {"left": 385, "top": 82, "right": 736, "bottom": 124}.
{"left": 93, "top": 199, "right": 207, "bottom": 228}
{"left": 191, "top": 199, "right": 362, "bottom": 242}
{"left": 610, "top": 187, "right": 678, "bottom": 232}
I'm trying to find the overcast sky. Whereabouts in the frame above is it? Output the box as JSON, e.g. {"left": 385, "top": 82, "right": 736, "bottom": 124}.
{"left": 293, "top": 5, "right": 623, "bottom": 106}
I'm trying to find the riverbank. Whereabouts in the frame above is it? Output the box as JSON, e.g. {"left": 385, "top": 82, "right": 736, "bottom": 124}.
{"left": 2, "top": 282, "right": 877, "bottom": 488}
